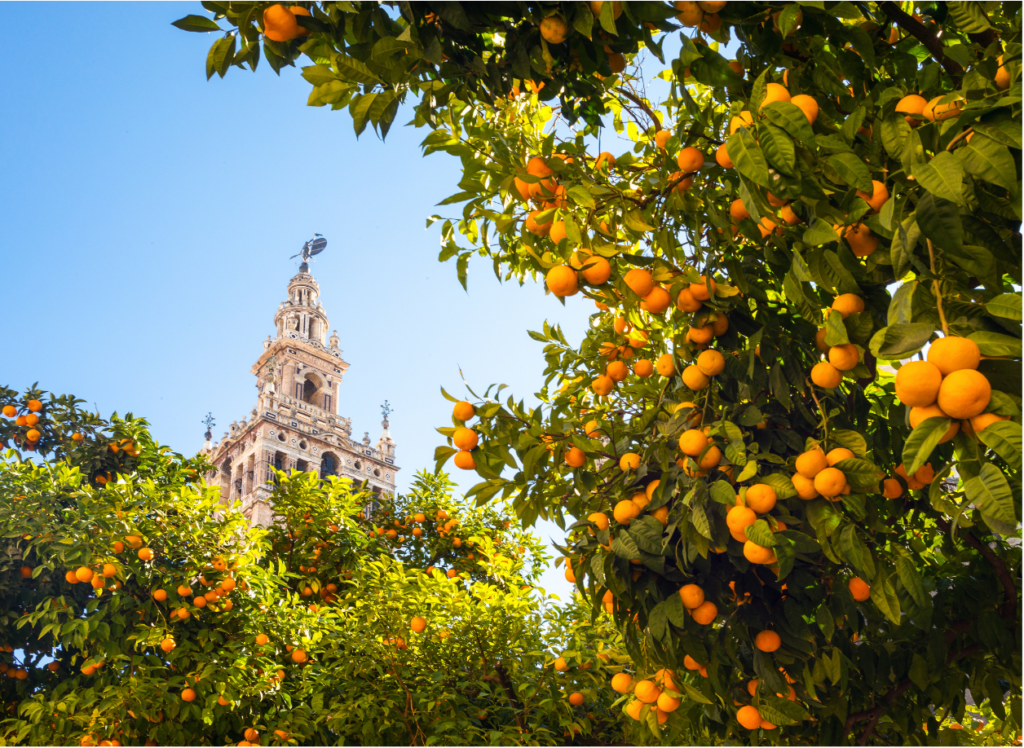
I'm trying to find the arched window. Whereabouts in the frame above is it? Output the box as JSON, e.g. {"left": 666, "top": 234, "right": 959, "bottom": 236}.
{"left": 320, "top": 453, "right": 337, "bottom": 479}
{"left": 302, "top": 379, "right": 316, "bottom": 403}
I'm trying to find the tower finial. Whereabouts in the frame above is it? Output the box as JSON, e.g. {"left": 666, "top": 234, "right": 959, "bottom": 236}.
{"left": 202, "top": 412, "right": 216, "bottom": 441}
{"left": 381, "top": 400, "right": 392, "bottom": 428}
{"left": 290, "top": 234, "right": 327, "bottom": 271}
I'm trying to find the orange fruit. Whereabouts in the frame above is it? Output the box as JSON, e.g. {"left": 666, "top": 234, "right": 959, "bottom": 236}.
{"left": 565, "top": 447, "right": 586, "bottom": 468}
{"left": 729, "top": 111, "right": 754, "bottom": 134}
{"left": 610, "top": 672, "right": 633, "bottom": 693}
{"left": 791, "top": 93, "right": 818, "bottom": 124}
{"left": 679, "top": 584, "right": 704, "bottom": 609}
{"left": 760, "top": 82, "right": 791, "bottom": 109}
{"left": 924, "top": 94, "right": 963, "bottom": 121}
{"left": 679, "top": 429, "right": 708, "bottom": 457}
{"left": 606, "top": 360, "right": 629, "bottom": 382}
{"left": 525, "top": 211, "right": 552, "bottom": 236}
{"left": 181, "top": 688, "right": 197, "bottom": 702}
{"left": 676, "top": 287, "right": 702, "bottom": 312}
{"left": 138, "top": 548, "right": 154, "bottom": 562}
{"left": 546, "top": 265, "right": 578, "bottom": 296}
{"left": 568, "top": 691, "right": 585, "bottom": 706}
{"left": 856, "top": 180, "right": 889, "bottom": 213}
{"left": 831, "top": 293, "right": 865, "bottom": 318}
{"left": 691, "top": 600, "right": 717, "bottom": 625}
{"left": 634, "top": 358, "right": 654, "bottom": 378}
{"left": 657, "top": 692, "right": 681, "bottom": 712}
{"left": 682, "top": 365, "right": 710, "bottom": 391}
{"left": 737, "top": 705, "right": 762, "bottom": 730}
{"left": 970, "top": 412, "right": 1009, "bottom": 433}
{"left": 160, "top": 638, "right": 176, "bottom": 653}
{"left": 1, "top": 405, "right": 16, "bottom": 418}
{"left": 715, "top": 143, "right": 734, "bottom": 169}
{"left": 624, "top": 268, "right": 655, "bottom": 297}
{"left": 826, "top": 447, "right": 855, "bottom": 466}
{"left": 589, "top": 512, "right": 610, "bottom": 532}
{"left": 75, "top": 566, "right": 94, "bottom": 583}
{"left": 882, "top": 478, "right": 903, "bottom": 499}
{"left": 726, "top": 505, "right": 756, "bottom": 533}
{"left": 909, "top": 404, "right": 959, "bottom": 442}
{"left": 927, "top": 336, "right": 981, "bottom": 376}
{"left": 937, "top": 370, "right": 991, "bottom": 419}
{"left": 689, "top": 276, "right": 716, "bottom": 301}
{"left": 613, "top": 500, "right": 640, "bottom": 525}
{"left": 655, "top": 353, "right": 676, "bottom": 377}
{"left": 453, "top": 401, "right": 475, "bottom": 421}
{"left": 792, "top": 472, "right": 818, "bottom": 500}
{"left": 743, "top": 541, "right": 776, "bottom": 565}
{"left": 745, "top": 484, "right": 777, "bottom": 513}
{"left": 641, "top": 286, "right": 671, "bottom": 314}
{"left": 676, "top": 146, "right": 704, "bottom": 173}
{"left": 580, "top": 256, "right": 612, "bottom": 285}
{"left": 811, "top": 362, "right": 842, "bottom": 389}
{"left": 843, "top": 223, "right": 878, "bottom": 257}
{"left": 539, "top": 15, "right": 568, "bottom": 44}
{"left": 25, "top": 429, "right": 41, "bottom": 442}
{"left": 619, "top": 453, "right": 641, "bottom": 471}
{"left": 896, "top": 94, "right": 928, "bottom": 125}
{"left": 263, "top": 4, "right": 302, "bottom": 42}
{"left": 452, "top": 428, "right": 479, "bottom": 451}
{"left": 291, "top": 648, "right": 307, "bottom": 663}
{"left": 696, "top": 350, "right": 725, "bottom": 376}
{"left": 813, "top": 467, "right": 847, "bottom": 498}
{"left": 27, "top": 399, "right": 42, "bottom": 412}
{"left": 795, "top": 449, "right": 828, "bottom": 478}
{"left": 655, "top": 130, "right": 672, "bottom": 150}
{"left": 895, "top": 361, "right": 942, "bottom": 407}
{"left": 634, "top": 679, "right": 661, "bottom": 703}
{"left": 848, "top": 576, "right": 870, "bottom": 601}
{"left": 754, "top": 630, "right": 782, "bottom": 652}
{"left": 591, "top": 375, "right": 614, "bottom": 396}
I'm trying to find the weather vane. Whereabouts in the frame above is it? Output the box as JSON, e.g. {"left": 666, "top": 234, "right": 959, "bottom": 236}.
{"left": 202, "top": 412, "right": 216, "bottom": 441}
{"left": 290, "top": 233, "right": 327, "bottom": 269}
{"left": 381, "top": 400, "right": 393, "bottom": 423}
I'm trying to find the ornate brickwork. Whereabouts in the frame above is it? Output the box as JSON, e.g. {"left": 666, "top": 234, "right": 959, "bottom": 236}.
{"left": 201, "top": 266, "right": 398, "bottom": 526}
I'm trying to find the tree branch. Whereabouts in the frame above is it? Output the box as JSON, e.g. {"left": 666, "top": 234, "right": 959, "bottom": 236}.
{"left": 879, "top": 2, "right": 963, "bottom": 83}
{"left": 615, "top": 87, "right": 660, "bottom": 133}
{"left": 938, "top": 518, "right": 1017, "bottom": 621}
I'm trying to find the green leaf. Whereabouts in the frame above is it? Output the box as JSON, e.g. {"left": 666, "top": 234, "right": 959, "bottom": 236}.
{"left": 827, "top": 153, "right": 873, "bottom": 192}
{"left": 912, "top": 152, "right": 965, "bottom": 206}
{"left": 947, "top": 1, "right": 994, "bottom": 32}
{"left": 964, "top": 463, "right": 1017, "bottom": 526}
{"left": 869, "top": 571, "right": 902, "bottom": 625}
{"left": 172, "top": 14, "right": 223, "bottom": 32}
{"left": 916, "top": 193, "right": 962, "bottom": 252}
{"left": 985, "top": 294, "right": 1022, "bottom": 321}
{"left": 909, "top": 653, "right": 930, "bottom": 690}
{"left": 778, "top": 3, "right": 803, "bottom": 38}
{"left": 761, "top": 474, "right": 797, "bottom": 500}
{"left": 567, "top": 185, "right": 596, "bottom": 209}
{"left": 869, "top": 323, "right": 935, "bottom": 359}
{"left": 333, "top": 52, "right": 382, "bottom": 86}
{"left": 802, "top": 218, "right": 840, "bottom": 246}
{"left": 831, "top": 430, "right": 868, "bottom": 456}
{"left": 891, "top": 217, "right": 920, "bottom": 280}
{"left": 761, "top": 101, "right": 815, "bottom": 143}
{"left": 978, "top": 421, "right": 1023, "bottom": 471}
{"left": 959, "top": 136, "right": 1018, "bottom": 193}
{"left": 968, "top": 331, "right": 1022, "bottom": 358}
{"left": 815, "top": 602, "right": 835, "bottom": 641}
{"left": 894, "top": 547, "right": 931, "bottom": 610}
{"left": 745, "top": 519, "right": 777, "bottom": 547}
{"left": 880, "top": 114, "right": 911, "bottom": 158}
{"left": 824, "top": 312, "right": 849, "bottom": 346}
{"left": 681, "top": 682, "right": 712, "bottom": 704}
{"left": 710, "top": 480, "right": 736, "bottom": 506}
{"left": 833, "top": 458, "right": 880, "bottom": 491}
{"left": 760, "top": 122, "right": 796, "bottom": 175}
{"left": 624, "top": 210, "right": 655, "bottom": 232}
{"left": 903, "top": 417, "right": 952, "bottom": 475}
{"left": 727, "top": 128, "right": 771, "bottom": 188}
{"left": 611, "top": 532, "right": 641, "bottom": 560}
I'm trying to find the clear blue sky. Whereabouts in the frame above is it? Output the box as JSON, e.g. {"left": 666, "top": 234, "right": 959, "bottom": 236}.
{"left": 1, "top": 4, "right": 721, "bottom": 597}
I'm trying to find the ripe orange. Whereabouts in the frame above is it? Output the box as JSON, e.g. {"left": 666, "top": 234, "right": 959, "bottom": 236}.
{"left": 743, "top": 541, "right": 775, "bottom": 565}
{"left": 937, "top": 370, "right": 991, "bottom": 419}
{"left": 754, "top": 630, "right": 782, "bottom": 652}
{"left": 831, "top": 293, "right": 865, "bottom": 318}
{"left": 813, "top": 467, "right": 847, "bottom": 498}
{"left": 682, "top": 365, "right": 710, "bottom": 391}
{"left": 606, "top": 360, "right": 629, "bottom": 382}
{"left": 525, "top": 210, "right": 552, "bottom": 236}
{"left": 882, "top": 478, "right": 903, "bottom": 499}
{"left": 453, "top": 450, "right": 476, "bottom": 470}
{"left": 181, "top": 688, "right": 196, "bottom": 702}
{"left": 634, "top": 679, "right": 661, "bottom": 703}
{"left": 726, "top": 505, "right": 756, "bottom": 534}
{"left": 613, "top": 500, "right": 641, "bottom": 525}
{"left": 624, "top": 268, "right": 655, "bottom": 297}
{"left": 811, "top": 361, "right": 842, "bottom": 389}
{"left": 75, "top": 566, "right": 94, "bottom": 583}
{"left": 679, "top": 584, "right": 704, "bottom": 609}
{"left": 138, "top": 548, "right": 154, "bottom": 562}
{"left": 25, "top": 429, "right": 41, "bottom": 442}
{"left": 924, "top": 94, "right": 963, "bottom": 121}
{"left": 641, "top": 286, "right": 671, "bottom": 314}
{"left": 791, "top": 93, "right": 818, "bottom": 124}
{"left": 970, "top": 412, "right": 1008, "bottom": 433}
{"left": 291, "top": 648, "right": 307, "bottom": 663}
{"left": 539, "top": 15, "right": 568, "bottom": 44}
{"left": 610, "top": 672, "right": 633, "bottom": 693}
{"left": 580, "top": 255, "right": 611, "bottom": 285}
{"left": 856, "top": 180, "right": 889, "bottom": 213}
{"left": 689, "top": 276, "right": 716, "bottom": 301}
{"left": 619, "top": 453, "right": 641, "bottom": 471}
{"left": 655, "top": 130, "right": 672, "bottom": 150}
{"left": 177, "top": 585, "right": 192, "bottom": 597}
{"left": 565, "top": 447, "right": 586, "bottom": 468}
{"left": 546, "top": 265, "right": 578, "bottom": 297}
{"left": 795, "top": 449, "right": 828, "bottom": 478}
{"left": 569, "top": 691, "right": 585, "bottom": 706}
{"left": 676, "top": 146, "right": 704, "bottom": 173}
{"left": 452, "top": 428, "right": 479, "bottom": 451}
{"left": 588, "top": 512, "right": 610, "bottom": 532}
{"left": 909, "top": 404, "right": 959, "bottom": 442}
{"left": 826, "top": 447, "right": 855, "bottom": 466}
{"left": 848, "top": 576, "right": 870, "bottom": 601}
{"left": 715, "top": 143, "right": 733, "bottom": 168}
{"left": 691, "top": 600, "right": 717, "bottom": 625}
{"left": 927, "top": 336, "right": 981, "bottom": 375}
{"left": 679, "top": 429, "right": 708, "bottom": 457}
{"left": 791, "top": 472, "right": 818, "bottom": 500}
{"left": 676, "top": 287, "right": 702, "bottom": 312}
{"left": 160, "top": 638, "right": 176, "bottom": 653}
{"left": 696, "top": 349, "right": 725, "bottom": 376}
{"left": 895, "top": 361, "right": 942, "bottom": 407}
{"left": 737, "top": 705, "right": 762, "bottom": 730}
{"left": 896, "top": 94, "right": 928, "bottom": 125}
{"left": 1, "top": 405, "right": 16, "bottom": 418}
{"left": 729, "top": 111, "right": 754, "bottom": 134}
{"left": 262, "top": 4, "right": 303, "bottom": 42}
{"left": 760, "top": 82, "right": 790, "bottom": 109}
{"left": 27, "top": 399, "right": 42, "bottom": 412}
{"left": 655, "top": 353, "right": 676, "bottom": 377}
{"left": 745, "top": 484, "right": 777, "bottom": 513}
{"left": 633, "top": 359, "right": 654, "bottom": 378}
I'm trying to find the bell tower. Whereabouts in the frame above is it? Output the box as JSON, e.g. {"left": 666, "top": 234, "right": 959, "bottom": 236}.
{"left": 202, "top": 252, "right": 399, "bottom": 526}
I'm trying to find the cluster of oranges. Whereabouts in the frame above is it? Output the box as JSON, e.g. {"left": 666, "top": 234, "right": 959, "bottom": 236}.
{"left": 450, "top": 400, "right": 479, "bottom": 470}
{"left": 2, "top": 398, "right": 49, "bottom": 446}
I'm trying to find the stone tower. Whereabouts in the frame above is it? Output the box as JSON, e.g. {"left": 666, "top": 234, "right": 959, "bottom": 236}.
{"left": 202, "top": 263, "right": 399, "bottom": 526}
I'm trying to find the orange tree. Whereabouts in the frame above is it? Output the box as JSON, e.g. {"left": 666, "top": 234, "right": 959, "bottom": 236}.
{"left": 179, "top": 0, "right": 1022, "bottom": 744}
{"left": 0, "top": 387, "right": 651, "bottom": 746}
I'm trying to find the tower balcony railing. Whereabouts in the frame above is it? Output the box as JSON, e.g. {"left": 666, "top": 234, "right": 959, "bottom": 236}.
{"left": 271, "top": 394, "right": 352, "bottom": 433}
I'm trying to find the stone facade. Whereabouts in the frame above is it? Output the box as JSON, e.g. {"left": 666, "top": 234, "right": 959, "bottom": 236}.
{"left": 201, "top": 265, "right": 398, "bottom": 526}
